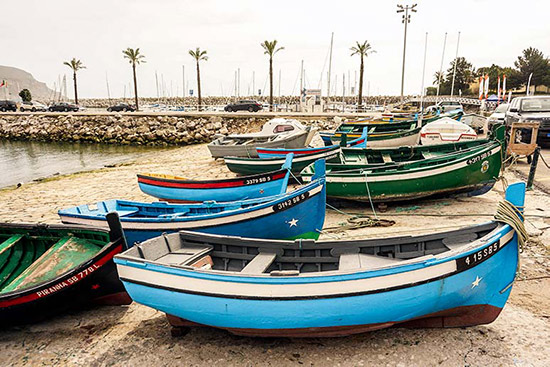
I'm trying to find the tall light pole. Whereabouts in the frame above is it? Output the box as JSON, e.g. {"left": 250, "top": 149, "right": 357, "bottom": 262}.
{"left": 397, "top": 3, "right": 417, "bottom": 104}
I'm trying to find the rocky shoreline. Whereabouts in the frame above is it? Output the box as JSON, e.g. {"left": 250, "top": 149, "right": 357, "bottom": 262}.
{"left": 0, "top": 114, "right": 335, "bottom": 146}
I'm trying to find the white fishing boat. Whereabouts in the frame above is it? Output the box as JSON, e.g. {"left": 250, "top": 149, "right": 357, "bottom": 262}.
{"left": 420, "top": 117, "right": 477, "bottom": 145}
{"left": 207, "top": 118, "right": 316, "bottom": 158}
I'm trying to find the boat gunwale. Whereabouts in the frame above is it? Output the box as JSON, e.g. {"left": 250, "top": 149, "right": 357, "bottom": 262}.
{"left": 59, "top": 177, "right": 326, "bottom": 224}
{"left": 0, "top": 224, "right": 124, "bottom": 301}
{"left": 301, "top": 141, "right": 501, "bottom": 178}
{"left": 114, "top": 221, "right": 511, "bottom": 284}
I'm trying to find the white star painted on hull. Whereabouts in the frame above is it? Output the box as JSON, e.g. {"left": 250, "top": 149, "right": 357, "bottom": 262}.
{"left": 288, "top": 218, "right": 299, "bottom": 227}
{"left": 471, "top": 276, "right": 482, "bottom": 289}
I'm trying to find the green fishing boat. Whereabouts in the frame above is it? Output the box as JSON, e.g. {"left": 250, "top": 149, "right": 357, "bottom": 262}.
{"left": 301, "top": 126, "right": 505, "bottom": 202}
{"left": 320, "top": 109, "right": 463, "bottom": 147}
{"left": 0, "top": 214, "right": 130, "bottom": 325}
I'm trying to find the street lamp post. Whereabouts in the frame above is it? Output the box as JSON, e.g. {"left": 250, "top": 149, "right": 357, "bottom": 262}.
{"left": 397, "top": 3, "right": 417, "bottom": 104}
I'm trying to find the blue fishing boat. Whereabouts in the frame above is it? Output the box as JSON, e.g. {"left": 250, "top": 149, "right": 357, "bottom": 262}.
{"left": 137, "top": 154, "right": 293, "bottom": 203}
{"left": 58, "top": 160, "right": 327, "bottom": 246}
{"left": 256, "top": 128, "right": 368, "bottom": 158}
{"left": 113, "top": 182, "right": 525, "bottom": 338}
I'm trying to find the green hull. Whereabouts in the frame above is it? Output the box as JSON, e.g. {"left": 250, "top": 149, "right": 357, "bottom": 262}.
{"left": 302, "top": 139, "right": 503, "bottom": 202}
{"left": 0, "top": 226, "right": 108, "bottom": 293}
{"left": 224, "top": 148, "right": 341, "bottom": 176}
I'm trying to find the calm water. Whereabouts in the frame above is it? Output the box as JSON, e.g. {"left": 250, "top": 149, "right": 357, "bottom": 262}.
{"left": 0, "top": 140, "right": 168, "bottom": 188}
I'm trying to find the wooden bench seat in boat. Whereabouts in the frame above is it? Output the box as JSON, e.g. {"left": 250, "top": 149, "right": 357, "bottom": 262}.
{"left": 151, "top": 238, "right": 213, "bottom": 266}
{"left": 339, "top": 253, "right": 403, "bottom": 270}
{"left": 0, "top": 234, "right": 24, "bottom": 256}
{"left": 0, "top": 234, "right": 26, "bottom": 287}
{"left": 241, "top": 250, "right": 279, "bottom": 274}
{"left": 1, "top": 236, "right": 101, "bottom": 293}
{"left": 382, "top": 153, "right": 392, "bottom": 163}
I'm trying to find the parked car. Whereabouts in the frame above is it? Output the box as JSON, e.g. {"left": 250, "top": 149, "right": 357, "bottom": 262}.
{"left": 0, "top": 100, "right": 17, "bottom": 112}
{"left": 487, "top": 103, "right": 509, "bottom": 127}
{"left": 436, "top": 100, "right": 464, "bottom": 113}
{"left": 48, "top": 102, "right": 80, "bottom": 112}
{"left": 107, "top": 103, "right": 136, "bottom": 112}
{"left": 505, "top": 96, "right": 550, "bottom": 146}
{"left": 19, "top": 101, "right": 48, "bottom": 112}
{"left": 224, "top": 100, "right": 263, "bottom": 112}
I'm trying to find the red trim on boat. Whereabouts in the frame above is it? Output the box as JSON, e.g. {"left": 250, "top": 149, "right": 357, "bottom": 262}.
{"left": 138, "top": 172, "right": 287, "bottom": 189}
{"left": 165, "top": 304, "right": 503, "bottom": 338}
{"left": 0, "top": 244, "right": 123, "bottom": 308}
{"left": 257, "top": 147, "right": 331, "bottom": 155}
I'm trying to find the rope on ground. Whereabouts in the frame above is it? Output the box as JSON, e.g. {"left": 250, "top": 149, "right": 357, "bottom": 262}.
{"left": 322, "top": 216, "right": 395, "bottom": 233}
{"left": 324, "top": 203, "right": 395, "bottom": 232}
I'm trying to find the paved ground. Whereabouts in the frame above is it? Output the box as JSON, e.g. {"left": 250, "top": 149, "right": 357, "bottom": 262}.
{"left": 0, "top": 144, "right": 548, "bottom": 366}
{"left": 512, "top": 147, "right": 550, "bottom": 193}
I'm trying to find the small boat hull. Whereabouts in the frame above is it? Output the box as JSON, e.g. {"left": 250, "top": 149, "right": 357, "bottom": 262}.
{"left": 115, "top": 183, "right": 524, "bottom": 337}
{"left": 137, "top": 169, "right": 289, "bottom": 203}
{"left": 0, "top": 217, "right": 130, "bottom": 326}
{"left": 208, "top": 130, "right": 310, "bottom": 158}
{"left": 302, "top": 137, "right": 504, "bottom": 202}
{"left": 59, "top": 162, "right": 327, "bottom": 245}
{"left": 224, "top": 146, "right": 341, "bottom": 176}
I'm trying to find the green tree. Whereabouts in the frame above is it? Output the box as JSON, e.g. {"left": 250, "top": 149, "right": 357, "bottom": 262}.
{"left": 438, "top": 57, "right": 475, "bottom": 95}
{"left": 514, "top": 47, "right": 550, "bottom": 93}
{"left": 476, "top": 65, "right": 522, "bottom": 93}
{"left": 261, "top": 40, "right": 284, "bottom": 111}
{"left": 18, "top": 89, "right": 32, "bottom": 102}
{"left": 188, "top": 47, "right": 208, "bottom": 111}
{"left": 122, "top": 48, "right": 146, "bottom": 110}
{"left": 425, "top": 86, "right": 437, "bottom": 96}
{"left": 350, "top": 41, "right": 376, "bottom": 106}
{"left": 63, "top": 58, "right": 86, "bottom": 105}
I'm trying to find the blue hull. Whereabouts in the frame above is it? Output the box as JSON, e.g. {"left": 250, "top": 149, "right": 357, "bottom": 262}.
{"left": 137, "top": 179, "right": 286, "bottom": 203}
{"left": 118, "top": 185, "right": 325, "bottom": 245}
{"left": 120, "top": 227, "right": 516, "bottom": 332}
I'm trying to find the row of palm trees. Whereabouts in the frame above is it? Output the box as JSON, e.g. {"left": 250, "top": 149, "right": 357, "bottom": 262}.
{"left": 64, "top": 40, "right": 375, "bottom": 111}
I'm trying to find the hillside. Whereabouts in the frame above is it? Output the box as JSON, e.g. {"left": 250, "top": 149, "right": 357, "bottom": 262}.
{"left": 0, "top": 65, "right": 58, "bottom": 101}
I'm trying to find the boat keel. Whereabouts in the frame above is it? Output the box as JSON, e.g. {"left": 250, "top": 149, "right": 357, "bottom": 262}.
{"left": 164, "top": 304, "right": 503, "bottom": 338}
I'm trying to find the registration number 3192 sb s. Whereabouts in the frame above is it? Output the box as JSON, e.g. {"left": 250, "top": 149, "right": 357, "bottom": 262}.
{"left": 274, "top": 192, "right": 310, "bottom": 212}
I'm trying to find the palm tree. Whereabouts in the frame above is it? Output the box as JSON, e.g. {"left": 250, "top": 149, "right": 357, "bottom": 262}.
{"left": 63, "top": 58, "right": 86, "bottom": 105}
{"left": 122, "top": 47, "right": 146, "bottom": 110}
{"left": 261, "top": 40, "right": 284, "bottom": 111}
{"left": 188, "top": 48, "right": 208, "bottom": 111}
{"left": 350, "top": 41, "right": 375, "bottom": 107}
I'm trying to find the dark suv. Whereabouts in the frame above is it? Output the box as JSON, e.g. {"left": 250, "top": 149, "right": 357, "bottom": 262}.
{"left": 0, "top": 100, "right": 17, "bottom": 112}
{"left": 107, "top": 103, "right": 136, "bottom": 112}
{"left": 224, "top": 100, "right": 262, "bottom": 112}
{"left": 505, "top": 96, "right": 550, "bottom": 146}
{"left": 48, "top": 102, "right": 80, "bottom": 112}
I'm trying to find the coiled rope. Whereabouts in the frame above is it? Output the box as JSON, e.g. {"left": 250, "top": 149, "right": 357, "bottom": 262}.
{"left": 494, "top": 200, "right": 528, "bottom": 252}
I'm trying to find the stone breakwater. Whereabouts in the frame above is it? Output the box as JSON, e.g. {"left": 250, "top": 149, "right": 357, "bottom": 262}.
{"left": 0, "top": 114, "right": 336, "bottom": 146}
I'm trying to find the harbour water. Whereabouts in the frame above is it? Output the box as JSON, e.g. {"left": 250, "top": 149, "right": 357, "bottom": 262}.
{"left": 0, "top": 140, "right": 167, "bottom": 188}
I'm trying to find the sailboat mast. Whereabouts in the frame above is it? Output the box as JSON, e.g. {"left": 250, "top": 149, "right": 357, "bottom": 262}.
{"left": 450, "top": 31, "right": 461, "bottom": 97}
{"left": 327, "top": 32, "right": 334, "bottom": 99}
{"left": 436, "top": 32, "right": 447, "bottom": 97}
{"left": 420, "top": 32, "right": 428, "bottom": 113}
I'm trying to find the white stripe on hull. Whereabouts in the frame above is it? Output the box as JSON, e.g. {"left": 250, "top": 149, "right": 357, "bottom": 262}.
{"left": 61, "top": 185, "right": 323, "bottom": 230}
{"left": 225, "top": 149, "right": 339, "bottom": 166}
{"left": 365, "top": 132, "right": 420, "bottom": 148}
{"left": 318, "top": 146, "right": 501, "bottom": 183}
{"left": 117, "top": 229, "right": 513, "bottom": 299}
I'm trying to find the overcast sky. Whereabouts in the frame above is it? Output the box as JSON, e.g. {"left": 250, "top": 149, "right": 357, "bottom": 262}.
{"left": 3, "top": 0, "right": 548, "bottom": 98}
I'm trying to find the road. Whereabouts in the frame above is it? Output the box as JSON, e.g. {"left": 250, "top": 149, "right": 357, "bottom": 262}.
{"left": 512, "top": 147, "right": 550, "bottom": 193}
{"left": 0, "top": 110, "right": 380, "bottom": 120}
